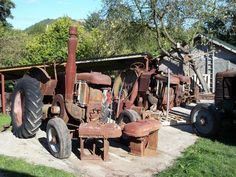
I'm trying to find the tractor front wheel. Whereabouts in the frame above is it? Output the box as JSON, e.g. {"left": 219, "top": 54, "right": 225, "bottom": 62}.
{"left": 46, "top": 117, "right": 71, "bottom": 159}
{"left": 191, "top": 104, "right": 220, "bottom": 138}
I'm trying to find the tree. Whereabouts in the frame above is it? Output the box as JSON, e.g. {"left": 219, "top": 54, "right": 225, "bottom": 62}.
{"left": 100, "top": 0, "right": 229, "bottom": 92}
{"left": 0, "top": 28, "right": 29, "bottom": 67}
{"left": 23, "top": 17, "right": 102, "bottom": 65}
{"left": 85, "top": 12, "right": 104, "bottom": 31}
{"left": 0, "top": 0, "right": 15, "bottom": 26}
{"left": 204, "top": 0, "right": 236, "bottom": 45}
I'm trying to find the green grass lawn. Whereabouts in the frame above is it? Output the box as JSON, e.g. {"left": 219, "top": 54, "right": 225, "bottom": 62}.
{"left": 157, "top": 122, "right": 236, "bottom": 177}
{"left": 0, "top": 155, "right": 75, "bottom": 177}
{"left": 0, "top": 114, "right": 11, "bottom": 132}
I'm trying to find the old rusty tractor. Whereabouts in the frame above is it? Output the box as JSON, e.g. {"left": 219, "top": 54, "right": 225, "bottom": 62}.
{"left": 112, "top": 59, "right": 194, "bottom": 124}
{"left": 10, "top": 26, "right": 121, "bottom": 160}
{"left": 191, "top": 70, "right": 236, "bottom": 137}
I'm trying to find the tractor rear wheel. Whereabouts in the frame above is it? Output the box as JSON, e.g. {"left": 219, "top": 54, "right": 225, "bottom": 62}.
{"left": 11, "top": 77, "right": 43, "bottom": 138}
{"left": 46, "top": 118, "right": 71, "bottom": 159}
{"left": 191, "top": 104, "right": 220, "bottom": 138}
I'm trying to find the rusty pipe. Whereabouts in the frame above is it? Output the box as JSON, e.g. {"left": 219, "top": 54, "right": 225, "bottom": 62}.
{"left": 0, "top": 73, "right": 6, "bottom": 114}
{"left": 65, "top": 26, "right": 77, "bottom": 103}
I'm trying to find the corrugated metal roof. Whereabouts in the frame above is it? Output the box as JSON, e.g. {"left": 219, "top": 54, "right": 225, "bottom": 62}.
{"left": 0, "top": 53, "right": 151, "bottom": 80}
{"left": 197, "top": 34, "right": 236, "bottom": 54}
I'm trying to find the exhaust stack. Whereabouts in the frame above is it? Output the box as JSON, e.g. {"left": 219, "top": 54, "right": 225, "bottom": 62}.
{"left": 65, "top": 26, "right": 77, "bottom": 102}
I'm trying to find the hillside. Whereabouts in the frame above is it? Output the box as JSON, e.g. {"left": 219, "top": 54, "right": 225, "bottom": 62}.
{"left": 24, "top": 18, "right": 54, "bottom": 35}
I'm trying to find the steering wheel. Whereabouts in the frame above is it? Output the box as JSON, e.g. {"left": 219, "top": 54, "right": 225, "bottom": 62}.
{"left": 130, "top": 62, "right": 145, "bottom": 70}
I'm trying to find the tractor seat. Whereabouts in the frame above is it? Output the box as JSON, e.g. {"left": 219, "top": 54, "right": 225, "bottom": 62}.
{"left": 123, "top": 119, "right": 161, "bottom": 137}
{"left": 123, "top": 119, "right": 161, "bottom": 156}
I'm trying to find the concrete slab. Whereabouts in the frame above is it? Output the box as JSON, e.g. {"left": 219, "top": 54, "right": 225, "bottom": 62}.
{"left": 0, "top": 107, "right": 198, "bottom": 177}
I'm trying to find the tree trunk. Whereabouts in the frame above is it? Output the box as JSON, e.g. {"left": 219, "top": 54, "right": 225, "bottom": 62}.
{"left": 192, "top": 61, "right": 210, "bottom": 93}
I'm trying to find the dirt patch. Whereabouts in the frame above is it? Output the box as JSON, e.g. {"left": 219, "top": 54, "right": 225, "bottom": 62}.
{"left": 0, "top": 107, "right": 198, "bottom": 177}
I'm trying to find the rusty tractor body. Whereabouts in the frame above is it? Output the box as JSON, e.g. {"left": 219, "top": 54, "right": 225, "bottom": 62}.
{"left": 10, "top": 26, "right": 161, "bottom": 161}
{"left": 113, "top": 59, "right": 196, "bottom": 124}
{"left": 10, "top": 26, "right": 122, "bottom": 160}
{"left": 190, "top": 69, "right": 236, "bottom": 137}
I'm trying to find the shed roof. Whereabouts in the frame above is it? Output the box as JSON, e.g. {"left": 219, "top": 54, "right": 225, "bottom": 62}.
{"left": 196, "top": 34, "right": 236, "bottom": 54}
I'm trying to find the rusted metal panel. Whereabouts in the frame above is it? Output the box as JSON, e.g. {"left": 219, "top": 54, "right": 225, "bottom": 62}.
{"left": 65, "top": 26, "right": 77, "bottom": 103}
{"left": 138, "top": 73, "right": 152, "bottom": 92}
{"left": 155, "top": 74, "right": 180, "bottom": 85}
{"left": 162, "top": 87, "right": 175, "bottom": 108}
{"left": 41, "top": 79, "right": 57, "bottom": 96}
{"left": 51, "top": 94, "right": 69, "bottom": 123}
{"left": 0, "top": 74, "right": 6, "bottom": 114}
{"left": 77, "top": 72, "right": 111, "bottom": 86}
{"left": 177, "top": 74, "right": 190, "bottom": 84}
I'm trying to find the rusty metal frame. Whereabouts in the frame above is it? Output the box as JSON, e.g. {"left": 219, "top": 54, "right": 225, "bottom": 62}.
{"left": 0, "top": 73, "right": 6, "bottom": 114}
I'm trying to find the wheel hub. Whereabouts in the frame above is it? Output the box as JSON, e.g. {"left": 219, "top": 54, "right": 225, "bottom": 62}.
{"left": 13, "top": 91, "right": 24, "bottom": 127}
{"left": 200, "top": 117, "right": 206, "bottom": 125}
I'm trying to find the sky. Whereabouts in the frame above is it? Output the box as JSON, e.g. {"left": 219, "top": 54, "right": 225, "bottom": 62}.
{"left": 8, "top": 0, "right": 102, "bottom": 30}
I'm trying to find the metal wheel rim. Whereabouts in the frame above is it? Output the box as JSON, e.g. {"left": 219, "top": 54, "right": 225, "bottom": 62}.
{"left": 13, "top": 91, "right": 25, "bottom": 127}
{"left": 194, "top": 109, "right": 214, "bottom": 134}
{"left": 48, "top": 127, "right": 60, "bottom": 153}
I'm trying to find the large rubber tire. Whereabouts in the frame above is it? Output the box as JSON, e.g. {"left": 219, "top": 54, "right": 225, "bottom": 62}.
{"left": 11, "top": 78, "right": 43, "bottom": 138}
{"left": 46, "top": 118, "right": 71, "bottom": 159}
{"left": 117, "top": 109, "right": 141, "bottom": 124}
{"left": 191, "top": 103, "right": 220, "bottom": 138}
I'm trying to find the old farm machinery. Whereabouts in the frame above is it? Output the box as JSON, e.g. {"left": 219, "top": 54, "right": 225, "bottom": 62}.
{"left": 112, "top": 59, "right": 196, "bottom": 125}
{"left": 191, "top": 70, "right": 236, "bottom": 137}
{"left": 10, "top": 26, "right": 161, "bottom": 160}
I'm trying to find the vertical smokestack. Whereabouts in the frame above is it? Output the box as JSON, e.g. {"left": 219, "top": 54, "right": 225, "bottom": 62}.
{"left": 65, "top": 26, "right": 77, "bottom": 102}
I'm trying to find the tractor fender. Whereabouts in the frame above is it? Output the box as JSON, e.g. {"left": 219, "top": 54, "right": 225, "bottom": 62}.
{"left": 24, "top": 67, "right": 51, "bottom": 84}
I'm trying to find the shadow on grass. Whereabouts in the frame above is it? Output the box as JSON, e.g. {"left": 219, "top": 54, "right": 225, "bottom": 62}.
{"left": 215, "top": 120, "right": 236, "bottom": 146}
{"left": 0, "top": 169, "right": 34, "bottom": 177}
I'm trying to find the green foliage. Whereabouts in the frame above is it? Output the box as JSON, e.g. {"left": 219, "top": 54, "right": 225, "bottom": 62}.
{"left": 0, "top": 0, "right": 15, "bottom": 26}
{"left": 0, "top": 27, "right": 29, "bottom": 67}
{"left": 100, "top": 0, "right": 229, "bottom": 56}
{"left": 24, "top": 18, "right": 54, "bottom": 35}
{"left": 23, "top": 17, "right": 102, "bottom": 64}
{"left": 23, "top": 17, "right": 72, "bottom": 64}
{"left": 85, "top": 12, "right": 103, "bottom": 31}
{"left": 204, "top": 0, "right": 236, "bottom": 46}
{"left": 0, "top": 155, "right": 75, "bottom": 177}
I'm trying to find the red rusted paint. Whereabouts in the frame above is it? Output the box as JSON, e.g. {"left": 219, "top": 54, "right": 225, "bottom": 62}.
{"left": 155, "top": 74, "right": 180, "bottom": 84}
{"left": 52, "top": 94, "right": 69, "bottom": 123}
{"left": 138, "top": 72, "right": 152, "bottom": 92}
{"left": 79, "top": 122, "right": 122, "bottom": 161}
{"left": 123, "top": 119, "right": 160, "bottom": 156}
{"left": 77, "top": 72, "right": 111, "bottom": 86}
{"left": 0, "top": 74, "right": 6, "bottom": 114}
{"left": 13, "top": 92, "right": 24, "bottom": 126}
{"left": 177, "top": 74, "right": 190, "bottom": 84}
{"left": 65, "top": 26, "right": 77, "bottom": 103}
{"left": 79, "top": 122, "right": 122, "bottom": 138}
{"left": 41, "top": 79, "right": 57, "bottom": 96}
{"left": 123, "top": 119, "right": 161, "bottom": 137}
